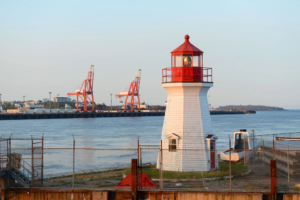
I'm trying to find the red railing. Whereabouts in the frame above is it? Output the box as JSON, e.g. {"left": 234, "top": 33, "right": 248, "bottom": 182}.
{"left": 162, "top": 67, "right": 213, "bottom": 83}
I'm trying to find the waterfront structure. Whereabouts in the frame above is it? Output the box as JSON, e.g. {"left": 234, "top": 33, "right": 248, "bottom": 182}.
{"left": 157, "top": 35, "right": 217, "bottom": 172}
{"left": 53, "top": 97, "right": 71, "bottom": 102}
{"left": 23, "top": 102, "right": 44, "bottom": 110}
{"left": 42, "top": 98, "right": 50, "bottom": 102}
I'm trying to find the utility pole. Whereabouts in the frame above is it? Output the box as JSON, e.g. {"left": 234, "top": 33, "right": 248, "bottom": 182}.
{"left": 57, "top": 94, "right": 59, "bottom": 109}
{"left": 49, "top": 92, "right": 52, "bottom": 109}
{"left": 23, "top": 96, "right": 25, "bottom": 102}
{"left": 0, "top": 93, "right": 2, "bottom": 105}
{"left": 110, "top": 94, "right": 112, "bottom": 111}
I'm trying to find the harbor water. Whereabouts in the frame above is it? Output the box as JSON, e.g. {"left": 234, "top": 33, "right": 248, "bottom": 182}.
{"left": 0, "top": 110, "right": 299, "bottom": 176}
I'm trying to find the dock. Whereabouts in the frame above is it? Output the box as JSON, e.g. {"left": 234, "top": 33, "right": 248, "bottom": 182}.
{"left": 0, "top": 111, "right": 165, "bottom": 120}
{"left": 0, "top": 110, "right": 256, "bottom": 120}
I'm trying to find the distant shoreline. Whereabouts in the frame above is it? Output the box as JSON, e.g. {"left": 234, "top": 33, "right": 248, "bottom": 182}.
{"left": 215, "top": 105, "right": 284, "bottom": 111}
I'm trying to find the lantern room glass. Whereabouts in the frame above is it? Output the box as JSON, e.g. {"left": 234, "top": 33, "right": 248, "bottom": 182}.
{"left": 172, "top": 54, "right": 202, "bottom": 67}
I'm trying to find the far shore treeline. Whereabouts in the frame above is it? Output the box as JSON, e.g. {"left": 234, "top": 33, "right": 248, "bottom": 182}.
{"left": 217, "top": 105, "right": 284, "bottom": 111}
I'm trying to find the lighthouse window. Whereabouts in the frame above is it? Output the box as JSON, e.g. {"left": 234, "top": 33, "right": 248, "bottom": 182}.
{"left": 175, "top": 55, "right": 182, "bottom": 67}
{"left": 192, "top": 56, "right": 199, "bottom": 67}
{"left": 169, "top": 139, "right": 176, "bottom": 151}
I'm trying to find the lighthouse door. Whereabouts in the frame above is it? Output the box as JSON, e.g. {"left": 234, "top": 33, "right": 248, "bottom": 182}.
{"left": 210, "top": 140, "right": 215, "bottom": 169}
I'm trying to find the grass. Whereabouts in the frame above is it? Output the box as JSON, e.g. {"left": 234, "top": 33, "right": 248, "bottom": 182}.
{"left": 92, "top": 183, "right": 116, "bottom": 188}
{"left": 50, "top": 180, "right": 71, "bottom": 184}
{"left": 245, "top": 185, "right": 253, "bottom": 190}
{"left": 74, "top": 177, "right": 86, "bottom": 184}
{"left": 124, "top": 162, "right": 248, "bottom": 179}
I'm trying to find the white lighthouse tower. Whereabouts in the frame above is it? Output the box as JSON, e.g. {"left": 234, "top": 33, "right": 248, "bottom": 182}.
{"left": 157, "top": 35, "right": 218, "bottom": 172}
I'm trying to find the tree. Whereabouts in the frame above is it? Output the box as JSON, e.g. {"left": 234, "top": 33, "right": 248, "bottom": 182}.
{"left": 1, "top": 102, "right": 17, "bottom": 110}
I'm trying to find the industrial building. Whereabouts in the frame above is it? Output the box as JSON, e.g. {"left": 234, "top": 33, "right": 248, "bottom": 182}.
{"left": 52, "top": 97, "right": 71, "bottom": 102}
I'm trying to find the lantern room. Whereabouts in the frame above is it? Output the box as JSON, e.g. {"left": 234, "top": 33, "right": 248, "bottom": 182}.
{"left": 162, "top": 35, "right": 213, "bottom": 83}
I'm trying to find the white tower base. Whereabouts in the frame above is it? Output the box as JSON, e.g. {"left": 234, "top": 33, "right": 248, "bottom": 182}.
{"left": 157, "top": 82, "right": 218, "bottom": 172}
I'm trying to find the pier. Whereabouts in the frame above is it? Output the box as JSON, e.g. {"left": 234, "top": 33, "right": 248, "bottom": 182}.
{"left": 0, "top": 110, "right": 256, "bottom": 120}
{"left": 0, "top": 111, "right": 165, "bottom": 120}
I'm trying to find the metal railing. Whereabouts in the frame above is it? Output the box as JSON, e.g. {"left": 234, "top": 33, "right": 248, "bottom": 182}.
{"left": 162, "top": 67, "right": 213, "bottom": 83}
{"left": 10, "top": 154, "right": 39, "bottom": 186}
{"left": 0, "top": 155, "right": 9, "bottom": 170}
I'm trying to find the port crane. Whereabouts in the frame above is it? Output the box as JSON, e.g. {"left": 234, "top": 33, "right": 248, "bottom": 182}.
{"left": 116, "top": 69, "right": 141, "bottom": 111}
{"left": 67, "top": 65, "right": 94, "bottom": 112}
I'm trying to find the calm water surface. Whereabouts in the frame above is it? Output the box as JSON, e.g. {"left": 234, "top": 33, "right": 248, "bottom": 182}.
{"left": 0, "top": 110, "right": 299, "bottom": 176}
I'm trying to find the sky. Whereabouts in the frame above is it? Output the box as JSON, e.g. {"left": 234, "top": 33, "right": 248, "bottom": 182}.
{"left": 0, "top": 0, "right": 299, "bottom": 109}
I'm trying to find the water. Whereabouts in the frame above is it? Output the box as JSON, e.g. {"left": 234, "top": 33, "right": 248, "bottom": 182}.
{"left": 0, "top": 110, "right": 299, "bottom": 176}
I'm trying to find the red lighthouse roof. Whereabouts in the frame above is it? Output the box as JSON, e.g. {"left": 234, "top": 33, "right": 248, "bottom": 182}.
{"left": 171, "top": 35, "right": 203, "bottom": 55}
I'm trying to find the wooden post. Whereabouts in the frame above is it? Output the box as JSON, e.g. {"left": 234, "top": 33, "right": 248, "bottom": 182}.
{"left": 270, "top": 160, "right": 277, "bottom": 200}
{"left": 131, "top": 159, "right": 138, "bottom": 200}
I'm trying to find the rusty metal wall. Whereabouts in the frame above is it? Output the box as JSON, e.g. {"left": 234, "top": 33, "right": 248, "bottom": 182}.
{"left": 2, "top": 190, "right": 266, "bottom": 200}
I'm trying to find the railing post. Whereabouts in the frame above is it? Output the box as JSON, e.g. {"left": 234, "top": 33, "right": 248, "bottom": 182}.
{"left": 201, "top": 67, "right": 203, "bottom": 82}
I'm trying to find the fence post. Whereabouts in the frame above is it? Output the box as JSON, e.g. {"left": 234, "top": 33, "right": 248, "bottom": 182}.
{"left": 287, "top": 145, "right": 289, "bottom": 182}
{"left": 273, "top": 136, "right": 275, "bottom": 160}
{"left": 31, "top": 139, "right": 34, "bottom": 187}
{"left": 160, "top": 140, "right": 163, "bottom": 191}
{"left": 244, "top": 136, "right": 246, "bottom": 166}
{"left": 8, "top": 138, "right": 11, "bottom": 187}
{"left": 137, "top": 139, "right": 139, "bottom": 165}
{"left": 140, "top": 148, "right": 142, "bottom": 190}
{"left": 229, "top": 139, "right": 231, "bottom": 191}
{"left": 72, "top": 136, "right": 75, "bottom": 190}
{"left": 263, "top": 140, "right": 265, "bottom": 174}
{"left": 41, "top": 136, "right": 44, "bottom": 187}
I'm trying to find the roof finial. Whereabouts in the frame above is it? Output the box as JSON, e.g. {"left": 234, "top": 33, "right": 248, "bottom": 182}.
{"left": 184, "top": 35, "right": 190, "bottom": 42}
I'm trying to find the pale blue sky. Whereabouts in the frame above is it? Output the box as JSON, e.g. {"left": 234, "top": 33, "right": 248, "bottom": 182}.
{"left": 0, "top": 1, "right": 299, "bottom": 109}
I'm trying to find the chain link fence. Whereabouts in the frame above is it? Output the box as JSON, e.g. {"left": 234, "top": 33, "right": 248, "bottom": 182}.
{"left": 1, "top": 136, "right": 300, "bottom": 193}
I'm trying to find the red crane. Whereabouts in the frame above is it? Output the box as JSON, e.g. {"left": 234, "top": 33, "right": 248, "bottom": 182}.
{"left": 116, "top": 69, "right": 141, "bottom": 112}
{"left": 67, "top": 65, "right": 94, "bottom": 112}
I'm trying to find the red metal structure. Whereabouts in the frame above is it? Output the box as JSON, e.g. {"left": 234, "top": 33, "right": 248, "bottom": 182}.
{"left": 162, "top": 35, "right": 213, "bottom": 83}
{"left": 115, "top": 69, "right": 141, "bottom": 112}
{"left": 67, "top": 65, "right": 94, "bottom": 112}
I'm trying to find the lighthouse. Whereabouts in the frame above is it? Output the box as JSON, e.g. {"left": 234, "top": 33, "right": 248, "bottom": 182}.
{"left": 157, "top": 35, "right": 218, "bottom": 172}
